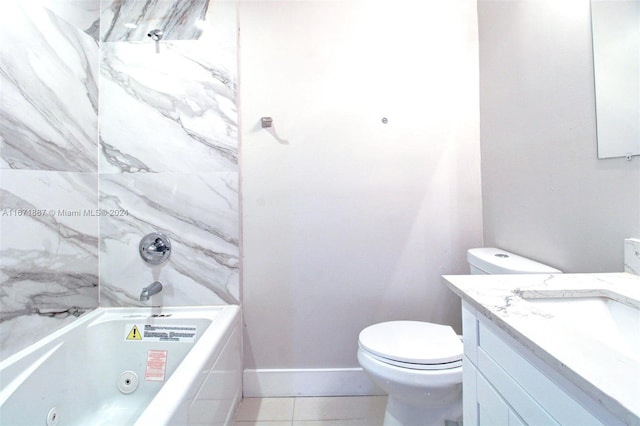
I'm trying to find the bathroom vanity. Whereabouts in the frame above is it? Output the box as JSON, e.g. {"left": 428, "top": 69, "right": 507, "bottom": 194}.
{"left": 443, "top": 273, "right": 640, "bottom": 425}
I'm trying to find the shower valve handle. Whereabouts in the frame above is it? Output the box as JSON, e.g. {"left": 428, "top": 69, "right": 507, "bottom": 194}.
{"left": 139, "top": 232, "right": 171, "bottom": 265}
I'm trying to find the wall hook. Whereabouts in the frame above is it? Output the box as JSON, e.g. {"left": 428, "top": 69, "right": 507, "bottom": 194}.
{"left": 260, "top": 117, "right": 288, "bottom": 144}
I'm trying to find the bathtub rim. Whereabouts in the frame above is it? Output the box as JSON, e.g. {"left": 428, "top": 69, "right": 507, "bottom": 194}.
{"left": 0, "top": 305, "right": 239, "bottom": 370}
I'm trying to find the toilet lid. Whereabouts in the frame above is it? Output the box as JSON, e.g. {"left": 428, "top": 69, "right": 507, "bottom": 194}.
{"left": 358, "top": 321, "right": 462, "bottom": 366}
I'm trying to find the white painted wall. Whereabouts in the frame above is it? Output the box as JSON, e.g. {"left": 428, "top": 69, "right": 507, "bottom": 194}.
{"left": 240, "top": 0, "right": 482, "bottom": 395}
{"left": 478, "top": 0, "right": 640, "bottom": 272}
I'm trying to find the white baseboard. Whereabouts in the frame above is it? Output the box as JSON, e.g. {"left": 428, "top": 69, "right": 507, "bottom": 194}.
{"left": 242, "top": 367, "right": 385, "bottom": 397}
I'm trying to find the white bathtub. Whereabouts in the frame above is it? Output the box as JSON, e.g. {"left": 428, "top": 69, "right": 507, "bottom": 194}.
{"left": 0, "top": 305, "right": 241, "bottom": 426}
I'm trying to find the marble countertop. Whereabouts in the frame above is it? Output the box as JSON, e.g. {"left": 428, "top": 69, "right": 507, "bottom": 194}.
{"left": 443, "top": 272, "right": 640, "bottom": 424}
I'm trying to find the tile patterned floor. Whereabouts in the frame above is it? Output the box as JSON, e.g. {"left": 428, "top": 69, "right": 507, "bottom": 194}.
{"left": 233, "top": 396, "right": 388, "bottom": 426}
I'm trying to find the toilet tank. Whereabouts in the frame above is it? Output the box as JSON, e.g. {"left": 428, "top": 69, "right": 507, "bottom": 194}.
{"left": 467, "top": 248, "right": 562, "bottom": 275}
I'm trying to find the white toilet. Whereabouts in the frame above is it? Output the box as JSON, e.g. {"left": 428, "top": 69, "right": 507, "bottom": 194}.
{"left": 357, "top": 247, "right": 561, "bottom": 426}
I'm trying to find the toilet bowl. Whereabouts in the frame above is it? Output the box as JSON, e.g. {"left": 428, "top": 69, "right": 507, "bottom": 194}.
{"left": 358, "top": 247, "right": 562, "bottom": 426}
{"left": 357, "top": 321, "right": 463, "bottom": 426}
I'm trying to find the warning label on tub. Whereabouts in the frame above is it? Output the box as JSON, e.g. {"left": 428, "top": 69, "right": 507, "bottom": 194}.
{"left": 145, "top": 349, "right": 168, "bottom": 381}
{"left": 126, "top": 325, "right": 142, "bottom": 340}
{"left": 124, "top": 324, "right": 197, "bottom": 343}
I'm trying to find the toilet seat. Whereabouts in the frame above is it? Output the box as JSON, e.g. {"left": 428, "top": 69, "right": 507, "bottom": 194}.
{"left": 358, "top": 321, "right": 462, "bottom": 370}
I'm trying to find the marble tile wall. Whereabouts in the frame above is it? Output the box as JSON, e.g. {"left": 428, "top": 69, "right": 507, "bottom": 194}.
{"left": 0, "top": 0, "right": 238, "bottom": 361}
{"left": 101, "top": 0, "right": 210, "bottom": 42}
{"left": 624, "top": 238, "right": 640, "bottom": 275}
{"left": 0, "top": 1, "right": 99, "bottom": 172}
{"left": 99, "top": 172, "right": 239, "bottom": 306}
{"left": 98, "top": 0, "right": 239, "bottom": 307}
{"left": 0, "top": 0, "right": 100, "bottom": 360}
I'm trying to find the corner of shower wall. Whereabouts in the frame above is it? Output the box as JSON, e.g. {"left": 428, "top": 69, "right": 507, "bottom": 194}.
{"left": 0, "top": 0, "right": 239, "bottom": 362}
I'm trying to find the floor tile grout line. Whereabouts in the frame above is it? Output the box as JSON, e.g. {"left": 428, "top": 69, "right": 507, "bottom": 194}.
{"left": 291, "top": 397, "right": 297, "bottom": 421}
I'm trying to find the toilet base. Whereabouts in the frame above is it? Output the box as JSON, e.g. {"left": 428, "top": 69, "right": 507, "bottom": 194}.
{"left": 383, "top": 395, "right": 462, "bottom": 426}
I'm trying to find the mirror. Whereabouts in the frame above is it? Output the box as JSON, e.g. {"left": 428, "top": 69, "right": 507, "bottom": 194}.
{"left": 591, "top": 0, "right": 640, "bottom": 159}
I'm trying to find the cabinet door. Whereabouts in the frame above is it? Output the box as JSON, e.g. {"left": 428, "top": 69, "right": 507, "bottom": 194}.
{"left": 476, "top": 369, "right": 528, "bottom": 426}
{"left": 477, "top": 321, "right": 606, "bottom": 425}
{"left": 477, "top": 372, "right": 510, "bottom": 425}
{"left": 463, "top": 356, "right": 478, "bottom": 425}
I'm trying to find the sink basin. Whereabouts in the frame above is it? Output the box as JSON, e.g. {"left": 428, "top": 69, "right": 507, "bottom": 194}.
{"left": 521, "top": 293, "right": 640, "bottom": 360}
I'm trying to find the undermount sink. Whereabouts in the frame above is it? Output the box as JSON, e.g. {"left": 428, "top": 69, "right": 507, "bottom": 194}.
{"left": 520, "top": 292, "right": 640, "bottom": 360}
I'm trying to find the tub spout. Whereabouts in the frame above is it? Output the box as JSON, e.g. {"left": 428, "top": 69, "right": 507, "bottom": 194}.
{"left": 140, "top": 281, "right": 163, "bottom": 301}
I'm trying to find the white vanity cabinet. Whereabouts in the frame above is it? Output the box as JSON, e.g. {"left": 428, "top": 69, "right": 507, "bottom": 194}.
{"left": 461, "top": 302, "right": 623, "bottom": 426}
